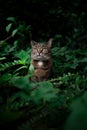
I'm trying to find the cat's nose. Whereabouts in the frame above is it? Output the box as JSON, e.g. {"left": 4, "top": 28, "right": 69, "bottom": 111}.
{"left": 37, "top": 52, "right": 42, "bottom": 56}
{"left": 37, "top": 53, "right": 40, "bottom": 56}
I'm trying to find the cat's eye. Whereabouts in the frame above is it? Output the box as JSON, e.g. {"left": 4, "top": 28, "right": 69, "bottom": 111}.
{"left": 42, "top": 49, "right": 48, "bottom": 53}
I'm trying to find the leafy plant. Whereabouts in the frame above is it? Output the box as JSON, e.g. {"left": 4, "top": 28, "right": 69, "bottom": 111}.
{"left": 0, "top": 16, "right": 87, "bottom": 130}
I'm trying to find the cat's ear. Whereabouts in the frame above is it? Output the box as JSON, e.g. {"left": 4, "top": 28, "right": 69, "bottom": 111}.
{"left": 30, "top": 40, "right": 37, "bottom": 46}
{"left": 47, "top": 38, "right": 53, "bottom": 48}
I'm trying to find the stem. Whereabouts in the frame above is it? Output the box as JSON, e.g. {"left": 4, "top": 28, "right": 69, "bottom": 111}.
{"left": 3, "top": 35, "right": 12, "bottom": 42}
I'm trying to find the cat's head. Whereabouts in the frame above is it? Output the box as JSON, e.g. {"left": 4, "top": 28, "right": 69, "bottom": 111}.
{"left": 30, "top": 38, "right": 53, "bottom": 61}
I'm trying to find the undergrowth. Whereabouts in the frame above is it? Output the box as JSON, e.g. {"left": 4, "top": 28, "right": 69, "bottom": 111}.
{"left": 0, "top": 17, "right": 87, "bottom": 130}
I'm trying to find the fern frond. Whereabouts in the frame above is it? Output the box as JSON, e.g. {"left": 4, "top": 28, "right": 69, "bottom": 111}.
{"left": 0, "top": 59, "right": 28, "bottom": 71}
{"left": 49, "top": 73, "right": 75, "bottom": 86}
{"left": 0, "top": 57, "right": 6, "bottom": 61}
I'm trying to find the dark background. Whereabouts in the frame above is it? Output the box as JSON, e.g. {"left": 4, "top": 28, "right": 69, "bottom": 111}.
{"left": 0, "top": 0, "right": 87, "bottom": 45}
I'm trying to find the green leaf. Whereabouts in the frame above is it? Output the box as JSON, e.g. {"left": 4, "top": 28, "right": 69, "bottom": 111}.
{"left": 11, "top": 92, "right": 31, "bottom": 102}
{"left": 6, "top": 17, "right": 16, "bottom": 22}
{"left": 0, "top": 57, "right": 6, "bottom": 61}
{"left": 0, "top": 73, "right": 12, "bottom": 85}
{"left": 12, "top": 29, "right": 18, "bottom": 36}
{"left": 29, "top": 64, "right": 34, "bottom": 75}
{"left": 15, "top": 50, "right": 29, "bottom": 61}
{"left": 31, "top": 82, "right": 58, "bottom": 103}
{"left": 10, "top": 76, "right": 30, "bottom": 89}
{"left": 80, "top": 57, "right": 87, "bottom": 62}
{"left": 6, "top": 23, "right": 12, "bottom": 32}
{"left": 14, "top": 66, "right": 28, "bottom": 73}
{"left": 65, "top": 92, "right": 87, "bottom": 130}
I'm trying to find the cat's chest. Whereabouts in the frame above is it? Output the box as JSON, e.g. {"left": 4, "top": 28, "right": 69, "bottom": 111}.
{"left": 31, "top": 60, "right": 53, "bottom": 70}
{"left": 37, "top": 61, "right": 43, "bottom": 67}
{"left": 31, "top": 60, "right": 48, "bottom": 68}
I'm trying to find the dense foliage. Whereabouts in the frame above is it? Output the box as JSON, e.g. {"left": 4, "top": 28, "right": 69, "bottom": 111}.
{"left": 0, "top": 0, "right": 87, "bottom": 130}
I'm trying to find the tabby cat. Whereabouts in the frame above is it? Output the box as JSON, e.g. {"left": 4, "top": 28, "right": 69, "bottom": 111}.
{"left": 30, "top": 39, "right": 53, "bottom": 82}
